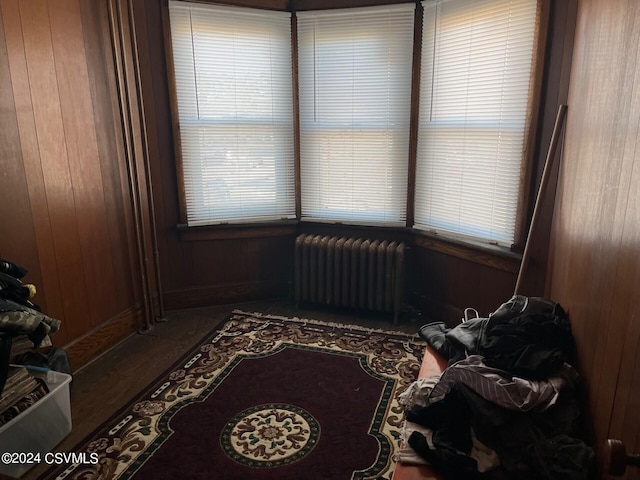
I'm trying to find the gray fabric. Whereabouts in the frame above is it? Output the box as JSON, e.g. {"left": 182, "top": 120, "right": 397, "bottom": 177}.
{"left": 396, "top": 421, "right": 433, "bottom": 465}
{"left": 428, "top": 355, "right": 578, "bottom": 412}
{"left": 398, "top": 374, "right": 441, "bottom": 410}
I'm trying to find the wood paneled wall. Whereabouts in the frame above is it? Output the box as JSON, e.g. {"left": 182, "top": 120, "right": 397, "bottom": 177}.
{"left": 0, "top": 0, "right": 145, "bottom": 370}
{"left": 547, "top": 0, "right": 640, "bottom": 476}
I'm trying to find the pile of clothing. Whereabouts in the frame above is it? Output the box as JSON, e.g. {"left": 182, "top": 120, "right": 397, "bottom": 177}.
{"left": 0, "top": 258, "right": 65, "bottom": 405}
{"left": 0, "top": 259, "right": 60, "bottom": 350}
{"left": 398, "top": 295, "right": 595, "bottom": 479}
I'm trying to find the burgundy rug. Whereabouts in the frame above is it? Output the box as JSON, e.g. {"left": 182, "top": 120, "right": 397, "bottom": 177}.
{"left": 41, "top": 311, "right": 426, "bottom": 480}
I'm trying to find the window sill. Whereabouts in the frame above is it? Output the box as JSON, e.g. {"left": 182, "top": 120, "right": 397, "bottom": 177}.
{"left": 177, "top": 220, "right": 298, "bottom": 242}
{"left": 412, "top": 230, "right": 522, "bottom": 274}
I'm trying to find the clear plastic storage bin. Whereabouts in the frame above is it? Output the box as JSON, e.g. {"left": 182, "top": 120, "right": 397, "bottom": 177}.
{"left": 0, "top": 368, "right": 72, "bottom": 478}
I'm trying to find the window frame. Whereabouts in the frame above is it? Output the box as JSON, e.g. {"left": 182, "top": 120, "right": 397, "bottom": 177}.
{"left": 163, "top": 1, "right": 297, "bottom": 226}
{"left": 412, "top": 0, "right": 548, "bottom": 248}
{"left": 296, "top": 4, "right": 416, "bottom": 227}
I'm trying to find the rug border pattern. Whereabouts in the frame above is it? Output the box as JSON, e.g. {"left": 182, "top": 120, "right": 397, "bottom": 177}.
{"left": 44, "top": 310, "right": 426, "bottom": 480}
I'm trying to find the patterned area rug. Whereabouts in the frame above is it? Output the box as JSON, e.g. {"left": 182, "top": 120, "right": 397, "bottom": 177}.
{"left": 41, "top": 310, "right": 425, "bottom": 480}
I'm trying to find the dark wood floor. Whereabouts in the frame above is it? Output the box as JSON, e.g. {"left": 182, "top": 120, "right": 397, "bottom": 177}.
{"left": 25, "top": 299, "right": 422, "bottom": 479}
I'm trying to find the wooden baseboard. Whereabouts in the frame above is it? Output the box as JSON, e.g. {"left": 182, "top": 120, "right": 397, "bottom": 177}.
{"left": 64, "top": 306, "right": 143, "bottom": 372}
{"left": 163, "top": 280, "right": 289, "bottom": 311}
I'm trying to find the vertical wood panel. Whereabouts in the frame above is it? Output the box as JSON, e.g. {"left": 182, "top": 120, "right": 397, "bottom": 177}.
{"left": 19, "top": 0, "right": 91, "bottom": 340}
{"left": 607, "top": 85, "right": 640, "bottom": 465}
{"left": 590, "top": 3, "right": 640, "bottom": 463}
{"left": 0, "top": 0, "right": 145, "bottom": 365}
{"left": 547, "top": 0, "right": 640, "bottom": 474}
{"left": 80, "top": 0, "right": 138, "bottom": 311}
{"left": 0, "top": 3, "right": 41, "bottom": 292}
{"left": 49, "top": 0, "right": 117, "bottom": 329}
{"left": 1, "top": 0, "right": 69, "bottom": 344}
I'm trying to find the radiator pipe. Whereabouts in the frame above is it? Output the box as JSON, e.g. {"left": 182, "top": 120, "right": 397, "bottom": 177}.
{"left": 125, "top": 0, "right": 166, "bottom": 322}
{"left": 107, "top": 0, "right": 154, "bottom": 332}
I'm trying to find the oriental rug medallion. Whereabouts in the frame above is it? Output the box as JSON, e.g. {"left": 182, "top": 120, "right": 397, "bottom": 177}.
{"left": 42, "top": 311, "right": 426, "bottom": 480}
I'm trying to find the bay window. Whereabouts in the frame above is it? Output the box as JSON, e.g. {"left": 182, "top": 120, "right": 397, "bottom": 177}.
{"left": 166, "top": 0, "right": 543, "bottom": 248}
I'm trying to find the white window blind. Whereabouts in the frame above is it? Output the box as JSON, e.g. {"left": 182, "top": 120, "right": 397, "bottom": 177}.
{"left": 414, "top": 0, "right": 540, "bottom": 246}
{"left": 297, "top": 5, "right": 415, "bottom": 226}
{"left": 168, "top": 1, "right": 295, "bottom": 226}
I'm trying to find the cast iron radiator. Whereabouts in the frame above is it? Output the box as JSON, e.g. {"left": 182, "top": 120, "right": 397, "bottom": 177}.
{"left": 294, "top": 234, "right": 405, "bottom": 323}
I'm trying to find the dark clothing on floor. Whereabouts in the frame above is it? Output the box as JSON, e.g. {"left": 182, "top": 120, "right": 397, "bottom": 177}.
{"left": 411, "top": 296, "right": 594, "bottom": 480}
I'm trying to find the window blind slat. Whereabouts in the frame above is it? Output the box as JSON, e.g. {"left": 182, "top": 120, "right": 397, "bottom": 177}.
{"left": 415, "top": 0, "right": 539, "bottom": 246}
{"left": 169, "top": 1, "right": 295, "bottom": 226}
{"left": 297, "top": 5, "right": 415, "bottom": 226}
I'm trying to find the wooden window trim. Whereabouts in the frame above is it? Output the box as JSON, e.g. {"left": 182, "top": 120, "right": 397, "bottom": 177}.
{"left": 177, "top": 220, "right": 299, "bottom": 241}
{"left": 161, "top": 2, "right": 188, "bottom": 224}
{"left": 513, "top": 0, "right": 551, "bottom": 250}
{"left": 406, "top": 1, "right": 423, "bottom": 227}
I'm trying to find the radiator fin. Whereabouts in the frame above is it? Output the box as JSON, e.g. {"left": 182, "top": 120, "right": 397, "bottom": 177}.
{"left": 294, "top": 234, "right": 405, "bottom": 323}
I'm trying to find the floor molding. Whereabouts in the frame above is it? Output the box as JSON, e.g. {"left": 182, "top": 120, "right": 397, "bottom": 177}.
{"left": 64, "top": 305, "right": 143, "bottom": 371}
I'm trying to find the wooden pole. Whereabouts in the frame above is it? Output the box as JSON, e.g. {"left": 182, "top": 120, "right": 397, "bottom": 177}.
{"left": 514, "top": 104, "right": 568, "bottom": 295}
